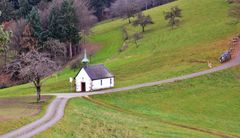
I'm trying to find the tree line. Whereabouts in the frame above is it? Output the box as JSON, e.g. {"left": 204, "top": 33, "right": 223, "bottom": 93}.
{"left": 0, "top": 0, "right": 176, "bottom": 23}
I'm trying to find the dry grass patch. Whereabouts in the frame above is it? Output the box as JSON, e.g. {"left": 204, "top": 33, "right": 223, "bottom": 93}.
{"left": 0, "top": 96, "right": 53, "bottom": 134}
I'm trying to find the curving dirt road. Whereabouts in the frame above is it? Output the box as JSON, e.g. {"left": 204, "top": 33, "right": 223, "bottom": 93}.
{"left": 1, "top": 54, "right": 240, "bottom": 138}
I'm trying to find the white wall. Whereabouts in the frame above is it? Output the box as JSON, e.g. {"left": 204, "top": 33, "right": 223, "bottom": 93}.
{"left": 75, "top": 69, "right": 92, "bottom": 92}
{"left": 75, "top": 68, "right": 115, "bottom": 92}
{"left": 92, "top": 77, "right": 114, "bottom": 90}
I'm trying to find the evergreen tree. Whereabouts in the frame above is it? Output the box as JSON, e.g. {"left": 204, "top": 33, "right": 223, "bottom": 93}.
{"left": 0, "top": 0, "right": 18, "bottom": 23}
{"left": 28, "top": 7, "right": 42, "bottom": 42}
{"left": 90, "top": 0, "right": 115, "bottom": 20}
{"left": 59, "top": 0, "right": 79, "bottom": 43}
{"left": 59, "top": 0, "right": 80, "bottom": 58}
{"left": 48, "top": 0, "right": 80, "bottom": 58}
{"left": 19, "top": 0, "right": 32, "bottom": 18}
{"left": 28, "top": 0, "right": 42, "bottom": 5}
{"left": 48, "top": 7, "right": 61, "bottom": 39}
{"left": 10, "top": 0, "right": 20, "bottom": 9}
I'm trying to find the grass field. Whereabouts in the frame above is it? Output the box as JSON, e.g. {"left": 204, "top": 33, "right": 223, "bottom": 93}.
{"left": 1, "top": 0, "right": 240, "bottom": 96}
{"left": 89, "top": 0, "right": 240, "bottom": 87}
{"left": 0, "top": 96, "right": 53, "bottom": 134}
{"left": 35, "top": 98, "right": 216, "bottom": 138}
{"left": 35, "top": 66, "right": 240, "bottom": 137}
{"left": 91, "top": 66, "right": 240, "bottom": 136}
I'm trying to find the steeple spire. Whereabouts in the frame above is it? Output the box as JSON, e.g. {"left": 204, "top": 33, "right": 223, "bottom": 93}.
{"left": 82, "top": 49, "right": 89, "bottom": 66}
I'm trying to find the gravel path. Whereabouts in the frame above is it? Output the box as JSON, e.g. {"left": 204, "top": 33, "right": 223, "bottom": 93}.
{"left": 1, "top": 54, "right": 240, "bottom": 138}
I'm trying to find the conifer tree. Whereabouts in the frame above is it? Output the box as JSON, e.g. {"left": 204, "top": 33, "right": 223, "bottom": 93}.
{"left": 28, "top": 7, "right": 42, "bottom": 42}
{"left": 19, "top": 0, "right": 32, "bottom": 18}
{"left": 48, "top": 0, "right": 80, "bottom": 59}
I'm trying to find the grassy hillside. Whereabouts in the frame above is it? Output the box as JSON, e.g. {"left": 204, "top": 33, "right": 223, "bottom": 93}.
{"left": 35, "top": 98, "right": 216, "bottom": 138}
{"left": 91, "top": 66, "right": 240, "bottom": 136}
{"left": 36, "top": 67, "right": 240, "bottom": 137}
{"left": 0, "top": 0, "right": 239, "bottom": 95}
{"left": 90, "top": 0, "right": 240, "bottom": 87}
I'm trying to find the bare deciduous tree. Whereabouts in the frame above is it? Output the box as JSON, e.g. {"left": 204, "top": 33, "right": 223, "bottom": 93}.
{"left": 122, "top": 27, "right": 129, "bottom": 41}
{"left": 19, "top": 24, "right": 37, "bottom": 53}
{"left": 19, "top": 50, "right": 59, "bottom": 102}
{"left": 132, "top": 12, "right": 154, "bottom": 32}
{"left": 73, "top": 0, "right": 97, "bottom": 32}
{"left": 133, "top": 32, "right": 143, "bottom": 47}
{"left": 41, "top": 38, "right": 67, "bottom": 62}
{"left": 8, "top": 18, "right": 27, "bottom": 54}
{"left": 164, "top": 6, "right": 182, "bottom": 29}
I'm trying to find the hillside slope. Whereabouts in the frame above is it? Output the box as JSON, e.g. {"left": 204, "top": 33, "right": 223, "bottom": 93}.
{"left": 0, "top": 0, "right": 239, "bottom": 96}
{"left": 36, "top": 66, "right": 240, "bottom": 137}
{"left": 90, "top": 0, "right": 240, "bottom": 87}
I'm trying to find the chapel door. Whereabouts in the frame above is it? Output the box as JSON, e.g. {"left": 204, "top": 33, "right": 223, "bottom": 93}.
{"left": 81, "top": 82, "right": 86, "bottom": 92}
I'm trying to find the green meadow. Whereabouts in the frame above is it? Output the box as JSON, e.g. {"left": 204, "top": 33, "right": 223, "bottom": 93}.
{"left": 1, "top": 0, "right": 240, "bottom": 96}
{"left": 91, "top": 66, "right": 240, "bottom": 136}
{"left": 36, "top": 66, "right": 240, "bottom": 137}
{"left": 35, "top": 99, "right": 215, "bottom": 138}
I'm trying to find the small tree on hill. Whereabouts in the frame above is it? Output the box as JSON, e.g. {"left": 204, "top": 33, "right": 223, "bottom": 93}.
{"left": 133, "top": 32, "right": 143, "bottom": 48}
{"left": 132, "top": 12, "right": 154, "bottom": 32}
{"left": 122, "top": 27, "right": 129, "bottom": 41}
{"left": 164, "top": 6, "right": 182, "bottom": 29}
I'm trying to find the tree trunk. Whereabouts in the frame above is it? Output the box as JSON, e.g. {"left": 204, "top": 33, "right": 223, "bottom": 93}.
{"left": 34, "top": 77, "right": 41, "bottom": 103}
{"left": 128, "top": 18, "right": 131, "bottom": 24}
{"left": 69, "top": 42, "right": 73, "bottom": 59}
{"left": 142, "top": 26, "right": 145, "bottom": 32}
{"left": 36, "top": 86, "right": 41, "bottom": 103}
{"left": 172, "top": 18, "right": 175, "bottom": 29}
{"left": 135, "top": 40, "right": 139, "bottom": 48}
{"left": 4, "top": 49, "right": 7, "bottom": 67}
{"left": 74, "top": 46, "right": 77, "bottom": 57}
{"left": 77, "top": 45, "right": 80, "bottom": 54}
